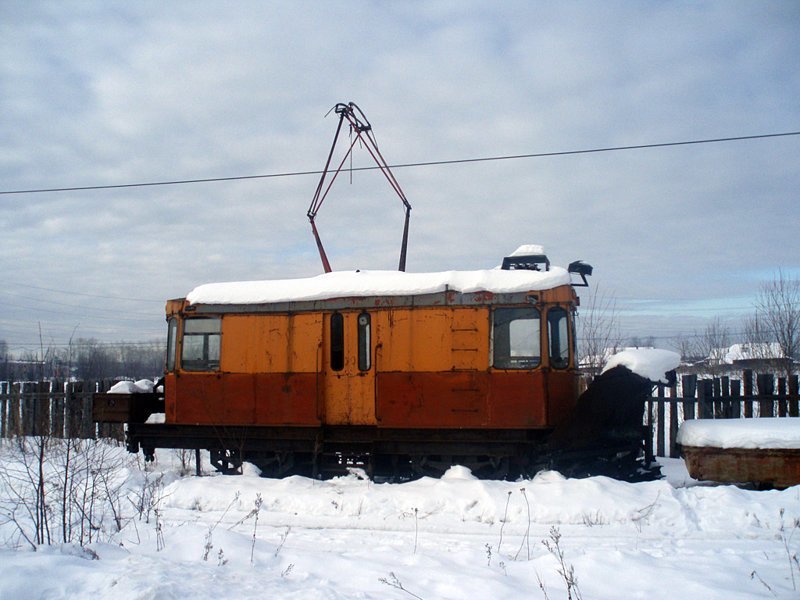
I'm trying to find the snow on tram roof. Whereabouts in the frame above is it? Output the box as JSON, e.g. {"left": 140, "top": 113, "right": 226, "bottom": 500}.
{"left": 186, "top": 267, "right": 572, "bottom": 305}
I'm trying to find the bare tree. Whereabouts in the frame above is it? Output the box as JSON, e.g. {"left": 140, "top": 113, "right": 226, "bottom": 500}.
{"left": 671, "top": 334, "right": 698, "bottom": 364}
{"left": 754, "top": 270, "right": 800, "bottom": 374}
{"left": 577, "top": 284, "right": 622, "bottom": 376}
{"left": 0, "top": 339, "right": 8, "bottom": 381}
{"left": 741, "top": 313, "right": 779, "bottom": 361}
{"left": 691, "top": 317, "right": 731, "bottom": 376}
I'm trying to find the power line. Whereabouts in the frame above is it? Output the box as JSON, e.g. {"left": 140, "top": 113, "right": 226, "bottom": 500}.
{"left": 2, "top": 130, "right": 798, "bottom": 196}
{"left": 4, "top": 280, "right": 163, "bottom": 303}
{"left": 0, "top": 290, "right": 159, "bottom": 317}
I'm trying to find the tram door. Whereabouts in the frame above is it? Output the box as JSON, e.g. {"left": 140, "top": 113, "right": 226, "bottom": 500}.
{"left": 323, "top": 311, "right": 376, "bottom": 425}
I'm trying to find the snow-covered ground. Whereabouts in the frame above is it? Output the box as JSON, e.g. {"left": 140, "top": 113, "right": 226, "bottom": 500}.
{"left": 2, "top": 444, "right": 800, "bottom": 599}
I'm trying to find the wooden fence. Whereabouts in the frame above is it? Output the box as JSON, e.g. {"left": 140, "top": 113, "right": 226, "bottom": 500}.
{"left": 0, "top": 380, "right": 124, "bottom": 442}
{"left": 646, "top": 369, "right": 800, "bottom": 460}
{"left": 2, "top": 372, "right": 798, "bottom": 461}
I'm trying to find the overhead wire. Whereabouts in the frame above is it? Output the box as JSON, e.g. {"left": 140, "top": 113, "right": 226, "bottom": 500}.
{"left": 4, "top": 280, "right": 163, "bottom": 303}
{"left": 1, "top": 130, "right": 798, "bottom": 196}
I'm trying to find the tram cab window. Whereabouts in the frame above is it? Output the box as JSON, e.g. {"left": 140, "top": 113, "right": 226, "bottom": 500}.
{"left": 547, "top": 307, "right": 570, "bottom": 369}
{"left": 492, "top": 307, "right": 541, "bottom": 369}
{"left": 181, "top": 317, "right": 221, "bottom": 371}
{"left": 166, "top": 318, "right": 178, "bottom": 372}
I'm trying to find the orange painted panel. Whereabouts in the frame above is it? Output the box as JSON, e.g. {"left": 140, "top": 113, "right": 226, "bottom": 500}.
{"left": 172, "top": 372, "right": 319, "bottom": 426}
{"left": 545, "top": 370, "right": 579, "bottom": 427}
{"left": 323, "top": 312, "right": 376, "bottom": 425}
{"left": 221, "top": 313, "right": 322, "bottom": 373}
{"left": 486, "top": 371, "right": 548, "bottom": 428}
{"left": 376, "top": 372, "right": 489, "bottom": 428}
{"left": 172, "top": 373, "right": 255, "bottom": 425}
{"left": 173, "top": 373, "right": 225, "bottom": 424}
{"left": 375, "top": 371, "right": 566, "bottom": 430}
{"left": 164, "top": 372, "right": 177, "bottom": 423}
{"left": 374, "top": 307, "right": 490, "bottom": 372}
{"left": 221, "top": 374, "right": 257, "bottom": 423}
{"left": 253, "top": 373, "right": 320, "bottom": 425}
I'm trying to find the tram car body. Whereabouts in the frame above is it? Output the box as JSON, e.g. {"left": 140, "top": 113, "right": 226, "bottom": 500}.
{"left": 95, "top": 249, "right": 660, "bottom": 479}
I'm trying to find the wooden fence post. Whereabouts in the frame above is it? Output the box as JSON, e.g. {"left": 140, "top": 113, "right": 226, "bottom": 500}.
{"left": 790, "top": 375, "right": 799, "bottom": 418}
{"left": 757, "top": 373, "right": 774, "bottom": 417}
{"left": 51, "top": 380, "right": 65, "bottom": 438}
{"left": 713, "top": 377, "right": 723, "bottom": 418}
{"left": 35, "top": 380, "right": 52, "bottom": 437}
{"left": 730, "top": 378, "right": 741, "bottom": 419}
{"left": 0, "top": 381, "right": 7, "bottom": 439}
{"left": 66, "top": 381, "right": 82, "bottom": 438}
{"left": 81, "top": 381, "right": 96, "bottom": 440}
{"left": 720, "top": 376, "right": 731, "bottom": 418}
{"left": 698, "top": 379, "right": 713, "bottom": 419}
{"left": 778, "top": 377, "right": 788, "bottom": 417}
{"left": 743, "top": 370, "right": 754, "bottom": 418}
{"left": 657, "top": 385, "right": 666, "bottom": 458}
{"left": 682, "top": 374, "right": 697, "bottom": 421}
{"left": 9, "top": 382, "right": 21, "bottom": 436}
{"left": 21, "top": 382, "right": 35, "bottom": 435}
{"left": 669, "top": 379, "right": 679, "bottom": 458}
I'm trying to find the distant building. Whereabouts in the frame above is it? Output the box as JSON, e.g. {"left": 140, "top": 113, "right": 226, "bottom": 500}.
{"left": 681, "top": 342, "right": 793, "bottom": 374}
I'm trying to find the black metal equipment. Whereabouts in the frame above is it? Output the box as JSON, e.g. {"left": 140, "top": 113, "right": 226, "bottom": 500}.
{"left": 307, "top": 102, "right": 412, "bottom": 273}
{"left": 568, "top": 260, "right": 593, "bottom": 287}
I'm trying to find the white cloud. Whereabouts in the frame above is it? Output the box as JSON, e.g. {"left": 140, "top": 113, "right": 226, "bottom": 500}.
{"left": 1, "top": 1, "right": 798, "bottom": 349}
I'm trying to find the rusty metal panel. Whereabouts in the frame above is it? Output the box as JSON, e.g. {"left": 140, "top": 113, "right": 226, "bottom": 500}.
{"left": 487, "top": 371, "right": 548, "bottom": 428}
{"left": 544, "top": 370, "right": 580, "bottom": 428}
{"left": 376, "top": 372, "right": 489, "bottom": 428}
{"left": 221, "top": 313, "right": 322, "bottom": 373}
{"left": 451, "top": 308, "right": 488, "bottom": 370}
{"left": 683, "top": 445, "right": 800, "bottom": 489}
{"left": 173, "top": 373, "right": 224, "bottom": 424}
{"left": 165, "top": 373, "right": 177, "bottom": 423}
{"left": 322, "top": 312, "right": 376, "bottom": 426}
{"left": 374, "top": 307, "right": 489, "bottom": 372}
{"left": 253, "top": 373, "right": 320, "bottom": 426}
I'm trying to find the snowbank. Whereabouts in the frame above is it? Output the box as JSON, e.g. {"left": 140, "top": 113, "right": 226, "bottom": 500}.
{"left": 602, "top": 348, "right": 680, "bottom": 383}
{"left": 108, "top": 379, "right": 155, "bottom": 394}
{"left": 678, "top": 417, "right": 800, "bottom": 449}
{"left": 186, "top": 268, "right": 571, "bottom": 305}
{"left": 2, "top": 443, "right": 800, "bottom": 600}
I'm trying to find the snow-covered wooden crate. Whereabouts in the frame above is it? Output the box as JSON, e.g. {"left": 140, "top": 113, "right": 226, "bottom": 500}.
{"left": 677, "top": 417, "right": 800, "bottom": 489}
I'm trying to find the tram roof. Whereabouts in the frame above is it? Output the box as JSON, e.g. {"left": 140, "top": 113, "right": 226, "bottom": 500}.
{"left": 186, "top": 268, "right": 572, "bottom": 306}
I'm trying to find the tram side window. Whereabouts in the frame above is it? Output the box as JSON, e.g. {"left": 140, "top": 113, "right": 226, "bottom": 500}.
{"left": 548, "top": 307, "right": 570, "bottom": 369}
{"left": 166, "top": 318, "right": 178, "bottom": 372}
{"left": 181, "top": 317, "right": 221, "bottom": 371}
{"left": 330, "top": 312, "right": 344, "bottom": 371}
{"left": 357, "top": 312, "right": 371, "bottom": 371}
{"left": 493, "top": 307, "right": 541, "bottom": 369}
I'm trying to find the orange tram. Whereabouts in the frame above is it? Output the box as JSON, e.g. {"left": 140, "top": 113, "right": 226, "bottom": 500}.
{"left": 95, "top": 249, "right": 658, "bottom": 480}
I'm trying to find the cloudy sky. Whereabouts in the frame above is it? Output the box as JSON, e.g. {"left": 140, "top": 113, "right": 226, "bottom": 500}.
{"left": 1, "top": 1, "right": 799, "bottom": 355}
